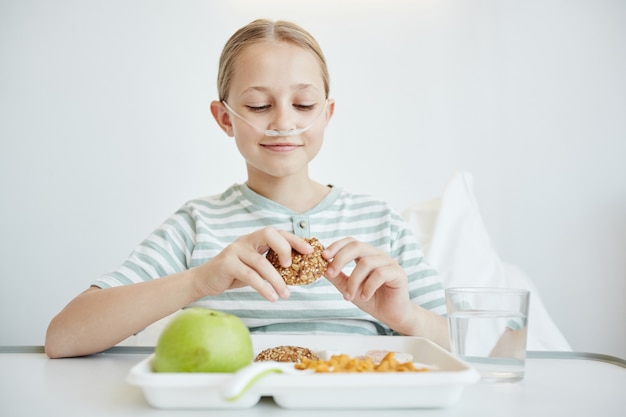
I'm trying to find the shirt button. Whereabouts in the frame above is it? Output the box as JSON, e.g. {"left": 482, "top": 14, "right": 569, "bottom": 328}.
{"left": 298, "top": 221, "right": 308, "bottom": 229}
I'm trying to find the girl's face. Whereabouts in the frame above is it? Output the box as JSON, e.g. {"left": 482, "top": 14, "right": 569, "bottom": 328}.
{"left": 215, "top": 41, "right": 334, "bottom": 182}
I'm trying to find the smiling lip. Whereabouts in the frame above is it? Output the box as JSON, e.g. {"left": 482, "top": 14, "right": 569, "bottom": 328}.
{"left": 261, "top": 143, "right": 301, "bottom": 152}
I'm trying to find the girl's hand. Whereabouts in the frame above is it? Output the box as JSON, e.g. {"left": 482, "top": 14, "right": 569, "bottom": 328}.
{"left": 192, "top": 227, "right": 313, "bottom": 302}
{"left": 322, "top": 238, "right": 414, "bottom": 331}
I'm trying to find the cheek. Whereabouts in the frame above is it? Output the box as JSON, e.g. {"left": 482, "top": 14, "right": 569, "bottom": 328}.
{"left": 232, "top": 122, "right": 260, "bottom": 142}
{"left": 310, "top": 124, "right": 327, "bottom": 143}
{"left": 232, "top": 131, "right": 259, "bottom": 157}
{"left": 305, "top": 130, "right": 325, "bottom": 155}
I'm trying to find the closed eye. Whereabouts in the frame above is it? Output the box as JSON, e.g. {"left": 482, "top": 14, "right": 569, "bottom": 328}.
{"left": 246, "top": 103, "right": 318, "bottom": 113}
{"left": 246, "top": 105, "right": 271, "bottom": 112}
{"left": 294, "top": 104, "right": 316, "bottom": 111}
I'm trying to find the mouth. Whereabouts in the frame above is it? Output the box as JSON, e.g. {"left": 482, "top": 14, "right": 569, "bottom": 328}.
{"left": 261, "top": 143, "right": 302, "bottom": 152}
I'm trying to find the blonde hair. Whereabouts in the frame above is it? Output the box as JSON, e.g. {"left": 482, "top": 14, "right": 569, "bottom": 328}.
{"left": 217, "top": 19, "right": 330, "bottom": 101}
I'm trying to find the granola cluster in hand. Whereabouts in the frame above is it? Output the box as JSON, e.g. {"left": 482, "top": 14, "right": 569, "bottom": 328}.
{"left": 266, "top": 237, "right": 327, "bottom": 285}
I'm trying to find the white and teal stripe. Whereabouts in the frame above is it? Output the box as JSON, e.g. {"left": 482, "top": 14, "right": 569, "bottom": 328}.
{"left": 94, "top": 183, "right": 445, "bottom": 335}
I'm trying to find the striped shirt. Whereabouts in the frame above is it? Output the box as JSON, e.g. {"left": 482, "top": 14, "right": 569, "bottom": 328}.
{"left": 93, "top": 183, "right": 445, "bottom": 335}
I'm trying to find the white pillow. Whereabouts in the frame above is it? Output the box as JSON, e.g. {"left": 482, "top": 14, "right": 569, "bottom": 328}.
{"left": 403, "top": 171, "right": 571, "bottom": 351}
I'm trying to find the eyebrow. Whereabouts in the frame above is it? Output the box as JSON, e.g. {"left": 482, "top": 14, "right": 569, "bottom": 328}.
{"left": 240, "top": 84, "right": 320, "bottom": 95}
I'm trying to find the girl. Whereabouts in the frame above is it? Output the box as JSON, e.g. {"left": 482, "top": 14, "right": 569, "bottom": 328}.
{"left": 45, "top": 19, "right": 448, "bottom": 358}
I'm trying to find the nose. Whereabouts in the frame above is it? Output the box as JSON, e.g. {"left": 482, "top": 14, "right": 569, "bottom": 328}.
{"left": 268, "top": 103, "right": 297, "bottom": 132}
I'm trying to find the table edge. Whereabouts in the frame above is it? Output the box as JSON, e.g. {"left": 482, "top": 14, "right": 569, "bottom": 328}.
{"left": 527, "top": 350, "right": 626, "bottom": 368}
{"left": 1, "top": 345, "right": 624, "bottom": 368}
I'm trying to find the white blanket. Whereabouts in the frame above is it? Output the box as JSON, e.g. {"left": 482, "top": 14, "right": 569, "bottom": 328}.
{"left": 403, "top": 171, "right": 571, "bottom": 351}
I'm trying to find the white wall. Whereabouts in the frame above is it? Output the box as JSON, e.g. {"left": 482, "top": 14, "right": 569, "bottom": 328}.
{"left": 1, "top": 0, "right": 624, "bottom": 358}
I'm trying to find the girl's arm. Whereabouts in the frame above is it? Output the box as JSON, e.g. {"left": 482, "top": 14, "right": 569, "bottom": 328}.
{"left": 397, "top": 303, "right": 450, "bottom": 350}
{"left": 45, "top": 227, "right": 310, "bottom": 358}
{"left": 45, "top": 269, "right": 202, "bottom": 358}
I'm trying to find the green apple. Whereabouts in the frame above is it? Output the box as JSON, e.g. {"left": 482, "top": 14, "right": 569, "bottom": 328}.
{"left": 153, "top": 308, "right": 253, "bottom": 373}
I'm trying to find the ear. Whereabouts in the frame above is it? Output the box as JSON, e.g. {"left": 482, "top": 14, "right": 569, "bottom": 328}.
{"left": 324, "top": 99, "right": 336, "bottom": 126}
{"left": 210, "top": 101, "right": 235, "bottom": 137}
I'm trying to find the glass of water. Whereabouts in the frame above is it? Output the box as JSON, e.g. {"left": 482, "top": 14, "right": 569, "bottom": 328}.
{"left": 445, "top": 287, "right": 530, "bottom": 382}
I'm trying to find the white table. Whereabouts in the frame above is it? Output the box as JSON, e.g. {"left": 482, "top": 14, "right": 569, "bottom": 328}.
{"left": 1, "top": 346, "right": 624, "bottom": 416}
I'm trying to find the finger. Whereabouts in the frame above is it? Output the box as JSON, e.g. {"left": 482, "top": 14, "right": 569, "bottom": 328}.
{"left": 358, "top": 264, "right": 398, "bottom": 301}
{"left": 345, "top": 255, "right": 391, "bottom": 299}
{"left": 219, "top": 254, "right": 280, "bottom": 302}
{"left": 325, "top": 239, "right": 379, "bottom": 279}
{"left": 238, "top": 249, "right": 291, "bottom": 300}
{"left": 323, "top": 238, "right": 357, "bottom": 278}
{"left": 277, "top": 231, "right": 314, "bottom": 264}
{"left": 263, "top": 230, "right": 313, "bottom": 268}
{"left": 324, "top": 269, "right": 351, "bottom": 299}
{"left": 279, "top": 230, "right": 315, "bottom": 254}
{"left": 323, "top": 237, "right": 354, "bottom": 260}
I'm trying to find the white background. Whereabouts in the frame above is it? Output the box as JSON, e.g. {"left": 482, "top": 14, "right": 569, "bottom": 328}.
{"left": 1, "top": 0, "right": 624, "bottom": 358}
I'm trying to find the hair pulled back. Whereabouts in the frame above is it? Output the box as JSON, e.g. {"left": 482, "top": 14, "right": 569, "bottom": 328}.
{"left": 217, "top": 19, "right": 330, "bottom": 102}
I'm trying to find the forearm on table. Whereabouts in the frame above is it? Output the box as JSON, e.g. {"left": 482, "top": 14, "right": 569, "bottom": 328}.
{"left": 399, "top": 304, "right": 450, "bottom": 350}
{"left": 45, "top": 269, "right": 201, "bottom": 359}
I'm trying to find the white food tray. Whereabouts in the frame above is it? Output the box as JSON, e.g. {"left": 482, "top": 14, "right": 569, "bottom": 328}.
{"left": 127, "top": 334, "right": 479, "bottom": 409}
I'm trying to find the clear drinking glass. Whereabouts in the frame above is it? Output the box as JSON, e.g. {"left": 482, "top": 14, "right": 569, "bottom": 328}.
{"left": 445, "top": 287, "right": 530, "bottom": 382}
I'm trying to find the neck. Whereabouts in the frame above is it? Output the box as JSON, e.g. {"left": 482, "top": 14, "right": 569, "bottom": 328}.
{"left": 246, "top": 175, "right": 330, "bottom": 213}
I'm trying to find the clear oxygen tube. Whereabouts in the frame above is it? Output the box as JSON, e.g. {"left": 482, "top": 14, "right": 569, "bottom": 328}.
{"left": 221, "top": 100, "right": 328, "bottom": 137}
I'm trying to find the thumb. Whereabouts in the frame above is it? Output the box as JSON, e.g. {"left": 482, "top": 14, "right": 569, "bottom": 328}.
{"left": 324, "top": 270, "right": 351, "bottom": 296}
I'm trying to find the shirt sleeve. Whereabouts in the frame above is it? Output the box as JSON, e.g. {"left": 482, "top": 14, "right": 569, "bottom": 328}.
{"left": 390, "top": 210, "right": 446, "bottom": 315}
{"left": 92, "top": 205, "right": 197, "bottom": 288}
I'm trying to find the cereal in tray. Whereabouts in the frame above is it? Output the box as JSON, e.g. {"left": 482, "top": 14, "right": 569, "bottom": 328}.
{"left": 294, "top": 351, "right": 428, "bottom": 373}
